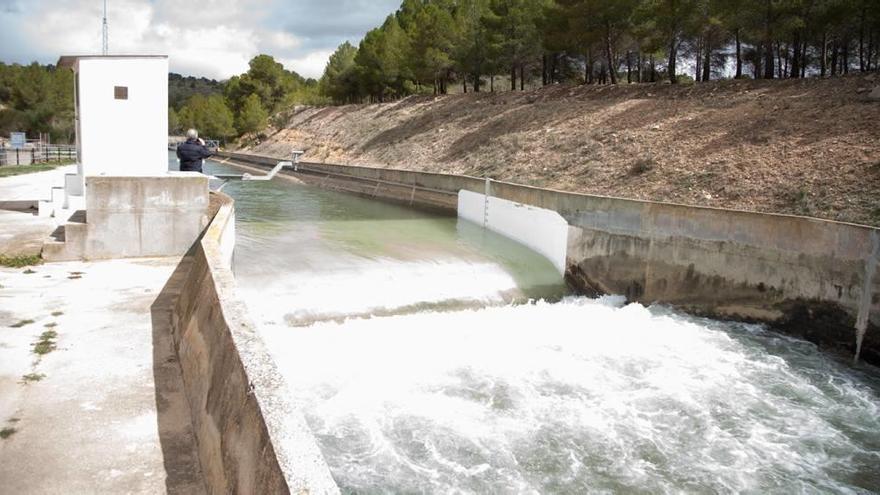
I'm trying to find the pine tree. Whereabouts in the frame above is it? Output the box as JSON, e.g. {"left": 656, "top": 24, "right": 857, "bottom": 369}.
{"left": 639, "top": 0, "right": 702, "bottom": 83}
{"left": 484, "top": 0, "right": 544, "bottom": 90}
{"left": 236, "top": 94, "right": 269, "bottom": 135}
{"left": 409, "top": 4, "right": 457, "bottom": 94}
{"left": 454, "top": 0, "right": 493, "bottom": 92}
{"left": 320, "top": 42, "right": 360, "bottom": 103}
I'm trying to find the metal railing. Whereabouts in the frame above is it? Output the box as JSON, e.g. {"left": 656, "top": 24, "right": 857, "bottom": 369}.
{"left": 0, "top": 145, "right": 77, "bottom": 167}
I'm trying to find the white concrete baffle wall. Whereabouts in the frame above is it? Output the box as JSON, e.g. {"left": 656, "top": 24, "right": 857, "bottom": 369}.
{"left": 42, "top": 55, "right": 209, "bottom": 261}
{"left": 458, "top": 186, "right": 568, "bottom": 276}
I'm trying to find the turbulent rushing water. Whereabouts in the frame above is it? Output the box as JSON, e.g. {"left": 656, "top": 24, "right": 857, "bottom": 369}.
{"left": 265, "top": 298, "right": 880, "bottom": 493}
{"left": 181, "top": 154, "right": 880, "bottom": 493}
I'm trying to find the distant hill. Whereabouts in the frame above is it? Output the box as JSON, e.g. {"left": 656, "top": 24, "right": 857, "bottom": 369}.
{"left": 168, "top": 73, "right": 224, "bottom": 110}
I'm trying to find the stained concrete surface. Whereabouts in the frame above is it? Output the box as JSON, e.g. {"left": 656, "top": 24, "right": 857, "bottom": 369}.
{"left": 0, "top": 258, "right": 205, "bottom": 494}
{"left": 0, "top": 210, "right": 56, "bottom": 256}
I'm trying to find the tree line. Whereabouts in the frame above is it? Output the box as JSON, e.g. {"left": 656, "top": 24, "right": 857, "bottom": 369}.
{"left": 0, "top": 62, "right": 74, "bottom": 143}
{"left": 170, "top": 54, "right": 324, "bottom": 141}
{"left": 0, "top": 55, "right": 322, "bottom": 144}
{"left": 4, "top": 1, "right": 878, "bottom": 143}
{"left": 319, "top": 0, "right": 880, "bottom": 103}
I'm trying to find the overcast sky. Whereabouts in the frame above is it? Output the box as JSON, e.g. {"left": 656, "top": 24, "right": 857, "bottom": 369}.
{"left": 0, "top": 0, "right": 399, "bottom": 80}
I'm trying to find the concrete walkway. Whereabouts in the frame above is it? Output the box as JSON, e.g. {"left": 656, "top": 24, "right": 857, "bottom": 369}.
{"left": 0, "top": 164, "right": 75, "bottom": 201}
{"left": 0, "top": 257, "right": 205, "bottom": 494}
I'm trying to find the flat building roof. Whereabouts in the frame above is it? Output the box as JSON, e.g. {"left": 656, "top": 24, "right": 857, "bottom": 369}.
{"left": 57, "top": 55, "right": 168, "bottom": 69}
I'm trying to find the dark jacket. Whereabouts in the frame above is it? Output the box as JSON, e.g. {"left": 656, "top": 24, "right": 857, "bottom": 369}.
{"left": 176, "top": 139, "right": 213, "bottom": 172}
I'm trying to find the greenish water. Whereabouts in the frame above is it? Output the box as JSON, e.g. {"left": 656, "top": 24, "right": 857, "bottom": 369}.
{"left": 172, "top": 154, "right": 567, "bottom": 325}
{"left": 170, "top": 153, "right": 880, "bottom": 494}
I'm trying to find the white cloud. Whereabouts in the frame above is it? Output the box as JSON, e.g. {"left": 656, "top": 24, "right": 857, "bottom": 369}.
{"left": 0, "top": 0, "right": 400, "bottom": 80}
{"left": 279, "top": 50, "right": 334, "bottom": 82}
{"left": 263, "top": 31, "right": 302, "bottom": 53}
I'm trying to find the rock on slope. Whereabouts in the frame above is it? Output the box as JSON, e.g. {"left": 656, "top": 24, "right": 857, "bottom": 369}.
{"left": 240, "top": 74, "right": 880, "bottom": 226}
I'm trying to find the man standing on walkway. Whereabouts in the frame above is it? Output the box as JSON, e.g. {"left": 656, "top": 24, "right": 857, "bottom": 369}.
{"left": 176, "top": 128, "right": 213, "bottom": 173}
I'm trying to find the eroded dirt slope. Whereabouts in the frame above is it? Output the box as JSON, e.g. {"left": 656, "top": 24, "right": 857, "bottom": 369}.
{"left": 240, "top": 74, "right": 880, "bottom": 225}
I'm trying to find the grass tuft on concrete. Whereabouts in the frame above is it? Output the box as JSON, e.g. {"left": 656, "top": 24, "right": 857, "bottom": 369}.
{"left": 22, "top": 373, "right": 46, "bottom": 382}
{"left": 32, "top": 330, "right": 58, "bottom": 355}
{"left": 0, "top": 255, "right": 42, "bottom": 268}
{"left": 0, "top": 427, "right": 16, "bottom": 439}
{"left": 10, "top": 319, "right": 34, "bottom": 328}
{"left": 50, "top": 311, "right": 63, "bottom": 317}
{"left": 43, "top": 322, "right": 58, "bottom": 328}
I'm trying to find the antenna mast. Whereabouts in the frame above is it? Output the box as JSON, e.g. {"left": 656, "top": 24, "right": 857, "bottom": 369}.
{"left": 101, "top": 0, "right": 108, "bottom": 55}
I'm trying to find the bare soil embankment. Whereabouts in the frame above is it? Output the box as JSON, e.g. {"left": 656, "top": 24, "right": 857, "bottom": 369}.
{"left": 240, "top": 74, "right": 880, "bottom": 225}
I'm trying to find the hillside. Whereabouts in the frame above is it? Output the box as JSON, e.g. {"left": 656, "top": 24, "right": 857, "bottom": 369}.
{"left": 239, "top": 74, "right": 880, "bottom": 226}
{"left": 168, "top": 72, "right": 223, "bottom": 110}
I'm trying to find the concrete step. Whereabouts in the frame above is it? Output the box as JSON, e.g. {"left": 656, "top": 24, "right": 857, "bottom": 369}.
{"left": 41, "top": 210, "right": 88, "bottom": 262}
{"left": 51, "top": 186, "right": 65, "bottom": 211}
{"left": 41, "top": 240, "right": 80, "bottom": 262}
{"left": 38, "top": 188, "right": 66, "bottom": 219}
{"left": 42, "top": 196, "right": 85, "bottom": 223}
{"left": 68, "top": 209, "right": 86, "bottom": 224}
{"left": 37, "top": 200, "right": 54, "bottom": 218}
{"left": 66, "top": 194, "right": 85, "bottom": 213}
{"left": 64, "top": 173, "right": 83, "bottom": 196}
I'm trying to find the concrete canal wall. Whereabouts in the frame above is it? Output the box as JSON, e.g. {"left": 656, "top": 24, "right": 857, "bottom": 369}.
{"left": 164, "top": 191, "right": 338, "bottom": 494}
{"left": 216, "top": 150, "right": 880, "bottom": 364}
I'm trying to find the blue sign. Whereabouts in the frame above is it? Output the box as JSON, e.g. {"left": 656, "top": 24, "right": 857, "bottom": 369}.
{"left": 10, "top": 132, "right": 25, "bottom": 149}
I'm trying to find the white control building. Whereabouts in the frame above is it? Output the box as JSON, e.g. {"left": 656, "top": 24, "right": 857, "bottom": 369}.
{"left": 42, "top": 55, "right": 209, "bottom": 262}
{"left": 58, "top": 55, "right": 169, "bottom": 197}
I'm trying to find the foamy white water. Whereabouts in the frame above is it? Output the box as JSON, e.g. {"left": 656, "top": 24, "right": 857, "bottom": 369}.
{"left": 240, "top": 259, "right": 524, "bottom": 326}
{"left": 263, "top": 297, "right": 880, "bottom": 493}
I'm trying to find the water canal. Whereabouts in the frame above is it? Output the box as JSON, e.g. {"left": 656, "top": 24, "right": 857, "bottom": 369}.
{"left": 173, "top": 152, "right": 880, "bottom": 493}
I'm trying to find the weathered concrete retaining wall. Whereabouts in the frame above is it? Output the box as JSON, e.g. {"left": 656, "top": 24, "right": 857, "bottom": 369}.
{"left": 44, "top": 174, "right": 210, "bottom": 261}
{"left": 85, "top": 175, "right": 209, "bottom": 257}
{"left": 167, "top": 191, "right": 339, "bottom": 494}
{"left": 216, "top": 151, "right": 880, "bottom": 364}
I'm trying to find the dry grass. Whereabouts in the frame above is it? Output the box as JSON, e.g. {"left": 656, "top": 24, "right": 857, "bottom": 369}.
{"left": 0, "top": 255, "right": 42, "bottom": 268}
{"left": 32, "top": 330, "right": 58, "bottom": 355}
{"left": 21, "top": 373, "right": 45, "bottom": 383}
{"left": 245, "top": 73, "right": 880, "bottom": 225}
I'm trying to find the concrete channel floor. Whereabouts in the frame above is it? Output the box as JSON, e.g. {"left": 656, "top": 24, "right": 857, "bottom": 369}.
{"left": 0, "top": 257, "right": 205, "bottom": 494}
